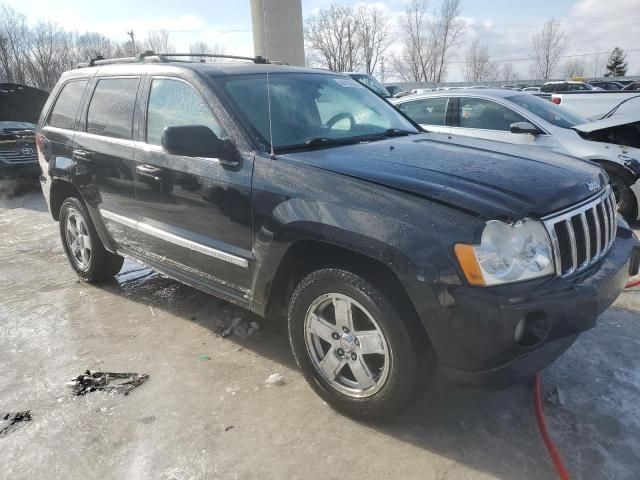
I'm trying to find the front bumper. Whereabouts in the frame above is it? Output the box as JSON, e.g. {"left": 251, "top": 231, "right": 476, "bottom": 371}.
{"left": 421, "top": 222, "right": 639, "bottom": 389}
{"left": 0, "top": 161, "right": 40, "bottom": 179}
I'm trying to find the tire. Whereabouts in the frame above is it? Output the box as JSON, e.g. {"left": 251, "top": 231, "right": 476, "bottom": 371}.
{"left": 59, "top": 197, "right": 124, "bottom": 282}
{"left": 288, "top": 268, "right": 429, "bottom": 420}
{"left": 609, "top": 173, "right": 635, "bottom": 221}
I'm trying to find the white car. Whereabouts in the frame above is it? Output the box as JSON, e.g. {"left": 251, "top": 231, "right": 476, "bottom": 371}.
{"left": 391, "top": 89, "right": 640, "bottom": 220}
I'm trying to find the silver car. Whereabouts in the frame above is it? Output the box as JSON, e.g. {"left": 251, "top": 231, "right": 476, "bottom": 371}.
{"left": 391, "top": 89, "right": 640, "bottom": 220}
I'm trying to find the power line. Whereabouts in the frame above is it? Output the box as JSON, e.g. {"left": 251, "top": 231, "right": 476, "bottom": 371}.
{"left": 446, "top": 48, "right": 640, "bottom": 64}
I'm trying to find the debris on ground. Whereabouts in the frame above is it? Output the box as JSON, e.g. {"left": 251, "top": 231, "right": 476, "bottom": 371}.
{"left": 224, "top": 425, "right": 234, "bottom": 431}
{"left": 214, "top": 316, "right": 261, "bottom": 338}
{"left": 200, "top": 355, "right": 211, "bottom": 361}
{"left": 265, "top": 373, "right": 285, "bottom": 387}
{"left": 66, "top": 370, "right": 149, "bottom": 396}
{"left": 0, "top": 411, "right": 32, "bottom": 437}
{"left": 546, "top": 385, "right": 566, "bottom": 407}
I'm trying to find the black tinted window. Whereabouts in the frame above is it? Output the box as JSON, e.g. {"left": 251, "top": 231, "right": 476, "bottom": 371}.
{"left": 47, "top": 80, "right": 87, "bottom": 129}
{"left": 146, "top": 78, "right": 222, "bottom": 146}
{"left": 87, "top": 78, "right": 139, "bottom": 139}
{"left": 459, "top": 98, "right": 525, "bottom": 131}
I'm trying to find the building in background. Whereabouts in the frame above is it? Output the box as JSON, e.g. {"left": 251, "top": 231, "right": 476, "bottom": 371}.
{"left": 250, "top": 0, "right": 305, "bottom": 66}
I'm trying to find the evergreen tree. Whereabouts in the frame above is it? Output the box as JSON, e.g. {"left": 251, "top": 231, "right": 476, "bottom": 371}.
{"left": 605, "top": 47, "right": 628, "bottom": 77}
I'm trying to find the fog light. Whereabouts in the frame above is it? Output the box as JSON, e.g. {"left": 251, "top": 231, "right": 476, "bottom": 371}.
{"left": 516, "top": 312, "right": 549, "bottom": 348}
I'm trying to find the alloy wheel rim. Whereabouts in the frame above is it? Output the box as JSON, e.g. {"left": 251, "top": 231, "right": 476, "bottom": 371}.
{"left": 304, "top": 293, "right": 390, "bottom": 398}
{"left": 65, "top": 211, "right": 92, "bottom": 270}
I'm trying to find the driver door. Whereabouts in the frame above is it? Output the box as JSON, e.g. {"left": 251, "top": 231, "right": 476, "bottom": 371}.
{"left": 133, "top": 76, "right": 253, "bottom": 298}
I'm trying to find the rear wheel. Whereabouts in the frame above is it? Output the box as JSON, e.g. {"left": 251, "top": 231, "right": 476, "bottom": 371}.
{"left": 288, "top": 268, "right": 429, "bottom": 420}
{"left": 59, "top": 197, "right": 123, "bottom": 282}
{"left": 609, "top": 173, "right": 635, "bottom": 221}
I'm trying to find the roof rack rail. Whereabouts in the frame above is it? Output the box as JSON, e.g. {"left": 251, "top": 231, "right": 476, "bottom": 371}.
{"left": 77, "top": 51, "right": 270, "bottom": 69}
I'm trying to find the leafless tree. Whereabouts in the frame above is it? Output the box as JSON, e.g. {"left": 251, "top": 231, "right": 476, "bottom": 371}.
{"left": 562, "top": 57, "right": 586, "bottom": 79}
{"left": 74, "top": 32, "right": 116, "bottom": 62}
{"left": 189, "top": 41, "right": 226, "bottom": 61}
{"left": 463, "top": 39, "right": 497, "bottom": 82}
{"left": 432, "top": 0, "right": 465, "bottom": 83}
{"left": 143, "top": 30, "right": 174, "bottom": 53}
{"left": 26, "top": 21, "right": 75, "bottom": 90}
{"left": 501, "top": 62, "right": 518, "bottom": 83}
{"left": 531, "top": 18, "right": 567, "bottom": 80}
{"left": 0, "top": 4, "right": 30, "bottom": 84}
{"left": 390, "top": 0, "right": 435, "bottom": 82}
{"left": 355, "top": 5, "right": 392, "bottom": 76}
{"left": 304, "top": 5, "right": 361, "bottom": 72}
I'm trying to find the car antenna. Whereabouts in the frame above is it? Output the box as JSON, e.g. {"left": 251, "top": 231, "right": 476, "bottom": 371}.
{"left": 262, "top": 3, "right": 276, "bottom": 160}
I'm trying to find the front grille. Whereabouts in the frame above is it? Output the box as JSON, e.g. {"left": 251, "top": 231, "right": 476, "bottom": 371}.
{"left": 0, "top": 149, "right": 38, "bottom": 164}
{"left": 543, "top": 188, "right": 617, "bottom": 277}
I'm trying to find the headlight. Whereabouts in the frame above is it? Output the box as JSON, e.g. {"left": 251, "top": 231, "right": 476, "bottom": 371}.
{"left": 455, "top": 219, "right": 555, "bottom": 286}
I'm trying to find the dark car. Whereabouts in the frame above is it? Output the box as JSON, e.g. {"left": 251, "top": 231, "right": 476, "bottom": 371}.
{"left": 0, "top": 83, "right": 48, "bottom": 179}
{"left": 36, "top": 53, "right": 640, "bottom": 420}
{"left": 588, "top": 81, "right": 624, "bottom": 91}
{"left": 541, "top": 81, "right": 596, "bottom": 93}
{"left": 623, "top": 81, "right": 640, "bottom": 91}
{"left": 345, "top": 72, "right": 391, "bottom": 98}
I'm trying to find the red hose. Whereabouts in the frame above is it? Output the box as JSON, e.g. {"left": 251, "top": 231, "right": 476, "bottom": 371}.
{"left": 626, "top": 277, "right": 640, "bottom": 288}
{"left": 533, "top": 278, "right": 637, "bottom": 479}
{"left": 533, "top": 373, "right": 571, "bottom": 480}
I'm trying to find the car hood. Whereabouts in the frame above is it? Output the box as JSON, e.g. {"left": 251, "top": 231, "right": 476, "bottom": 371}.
{"left": 283, "top": 133, "right": 606, "bottom": 219}
{"left": 573, "top": 114, "right": 640, "bottom": 133}
{"left": 0, "top": 83, "right": 48, "bottom": 123}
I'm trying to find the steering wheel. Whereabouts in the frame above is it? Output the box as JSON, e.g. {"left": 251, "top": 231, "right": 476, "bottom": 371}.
{"left": 326, "top": 112, "right": 356, "bottom": 130}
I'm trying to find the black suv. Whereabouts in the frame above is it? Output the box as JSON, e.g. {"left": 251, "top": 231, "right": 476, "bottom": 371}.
{"left": 37, "top": 54, "right": 639, "bottom": 419}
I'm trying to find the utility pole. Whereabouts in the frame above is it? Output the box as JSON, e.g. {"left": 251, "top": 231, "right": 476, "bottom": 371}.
{"left": 127, "top": 30, "right": 136, "bottom": 55}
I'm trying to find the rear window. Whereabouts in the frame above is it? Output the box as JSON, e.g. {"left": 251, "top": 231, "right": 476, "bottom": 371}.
{"left": 87, "top": 77, "right": 139, "bottom": 139}
{"left": 47, "top": 80, "right": 88, "bottom": 130}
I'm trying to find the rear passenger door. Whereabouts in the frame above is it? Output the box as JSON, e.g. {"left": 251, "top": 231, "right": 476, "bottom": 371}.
{"left": 74, "top": 76, "right": 141, "bottom": 250}
{"left": 133, "top": 76, "right": 253, "bottom": 298}
{"left": 395, "top": 97, "right": 451, "bottom": 134}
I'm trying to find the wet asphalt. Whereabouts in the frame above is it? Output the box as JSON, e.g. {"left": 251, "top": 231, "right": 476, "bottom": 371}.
{"left": 1, "top": 184, "right": 639, "bottom": 480}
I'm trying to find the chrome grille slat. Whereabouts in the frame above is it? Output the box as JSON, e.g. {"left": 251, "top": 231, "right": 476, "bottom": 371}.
{"left": 579, "top": 212, "right": 590, "bottom": 269}
{"left": 0, "top": 148, "right": 38, "bottom": 164}
{"left": 543, "top": 187, "right": 616, "bottom": 278}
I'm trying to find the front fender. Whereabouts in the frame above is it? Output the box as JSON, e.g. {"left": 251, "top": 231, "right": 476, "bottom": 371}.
{"left": 250, "top": 197, "right": 448, "bottom": 309}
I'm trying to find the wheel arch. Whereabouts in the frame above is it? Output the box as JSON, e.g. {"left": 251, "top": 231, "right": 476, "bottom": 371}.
{"left": 49, "top": 179, "right": 82, "bottom": 221}
{"left": 261, "top": 238, "right": 434, "bottom": 356}
{"left": 592, "top": 159, "right": 639, "bottom": 219}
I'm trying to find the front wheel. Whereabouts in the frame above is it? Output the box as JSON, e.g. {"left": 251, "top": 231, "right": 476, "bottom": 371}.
{"left": 288, "top": 268, "right": 428, "bottom": 420}
{"left": 609, "top": 174, "right": 635, "bottom": 221}
{"left": 59, "top": 197, "right": 124, "bottom": 282}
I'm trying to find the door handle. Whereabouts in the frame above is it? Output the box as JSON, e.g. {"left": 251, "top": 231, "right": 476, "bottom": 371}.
{"left": 72, "top": 149, "right": 92, "bottom": 161}
{"left": 136, "top": 164, "right": 164, "bottom": 182}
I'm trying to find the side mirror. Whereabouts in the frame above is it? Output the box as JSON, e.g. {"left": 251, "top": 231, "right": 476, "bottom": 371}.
{"left": 161, "top": 125, "right": 238, "bottom": 165}
{"left": 510, "top": 122, "right": 541, "bottom": 135}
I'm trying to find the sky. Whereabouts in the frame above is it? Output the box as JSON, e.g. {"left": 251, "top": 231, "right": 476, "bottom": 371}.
{"left": 7, "top": 0, "right": 640, "bottom": 82}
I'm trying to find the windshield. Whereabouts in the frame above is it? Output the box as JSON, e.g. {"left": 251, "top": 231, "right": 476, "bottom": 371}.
{"left": 216, "top": 73, "right": 418, "bottom": 151}
{"left": 348, "top": 74, "right": 390, "bottom": 98}
{"left": 507, "top": 94, "right": 587, "bottom": 128}
{"left": 0, "top": 121, "right": 36, "bottom": 130}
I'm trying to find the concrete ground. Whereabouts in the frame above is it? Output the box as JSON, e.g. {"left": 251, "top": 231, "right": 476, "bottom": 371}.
{"left": 1, "top": 184, "right": 639, "bottom": 480}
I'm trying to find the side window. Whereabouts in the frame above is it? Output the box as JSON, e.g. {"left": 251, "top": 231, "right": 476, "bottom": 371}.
{"left": 87, "top": 77, "right": 139, "bottom": 139}
{"left": 146, "top": 78, "right": 223, "bottom": 146}
{"left": 397, "top": 98, "right": 448, "bottom": 126}
{"left": 47, "top": 80, "right": 88, "bottom": 130}
{"left": 459, "top": 98, "right": 526, "bottom": 131}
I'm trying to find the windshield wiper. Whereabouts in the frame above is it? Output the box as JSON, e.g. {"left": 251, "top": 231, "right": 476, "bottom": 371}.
{"left": 381, "top": 128, "right": 414, "bottom": 137}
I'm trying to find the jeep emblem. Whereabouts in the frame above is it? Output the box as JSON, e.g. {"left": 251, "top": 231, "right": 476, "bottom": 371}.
{"left": 585, "top": 181, "right": 600, "bottom": 192}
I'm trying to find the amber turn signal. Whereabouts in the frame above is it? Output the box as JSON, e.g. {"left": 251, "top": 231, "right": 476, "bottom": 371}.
{"left": 454, "top": 244, "right": 485, "bottom": 286}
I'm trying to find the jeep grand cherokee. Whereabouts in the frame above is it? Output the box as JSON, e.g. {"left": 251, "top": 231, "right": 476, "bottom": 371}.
{"left": 36, "top": 53, "right": 640, "bottom": 419}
